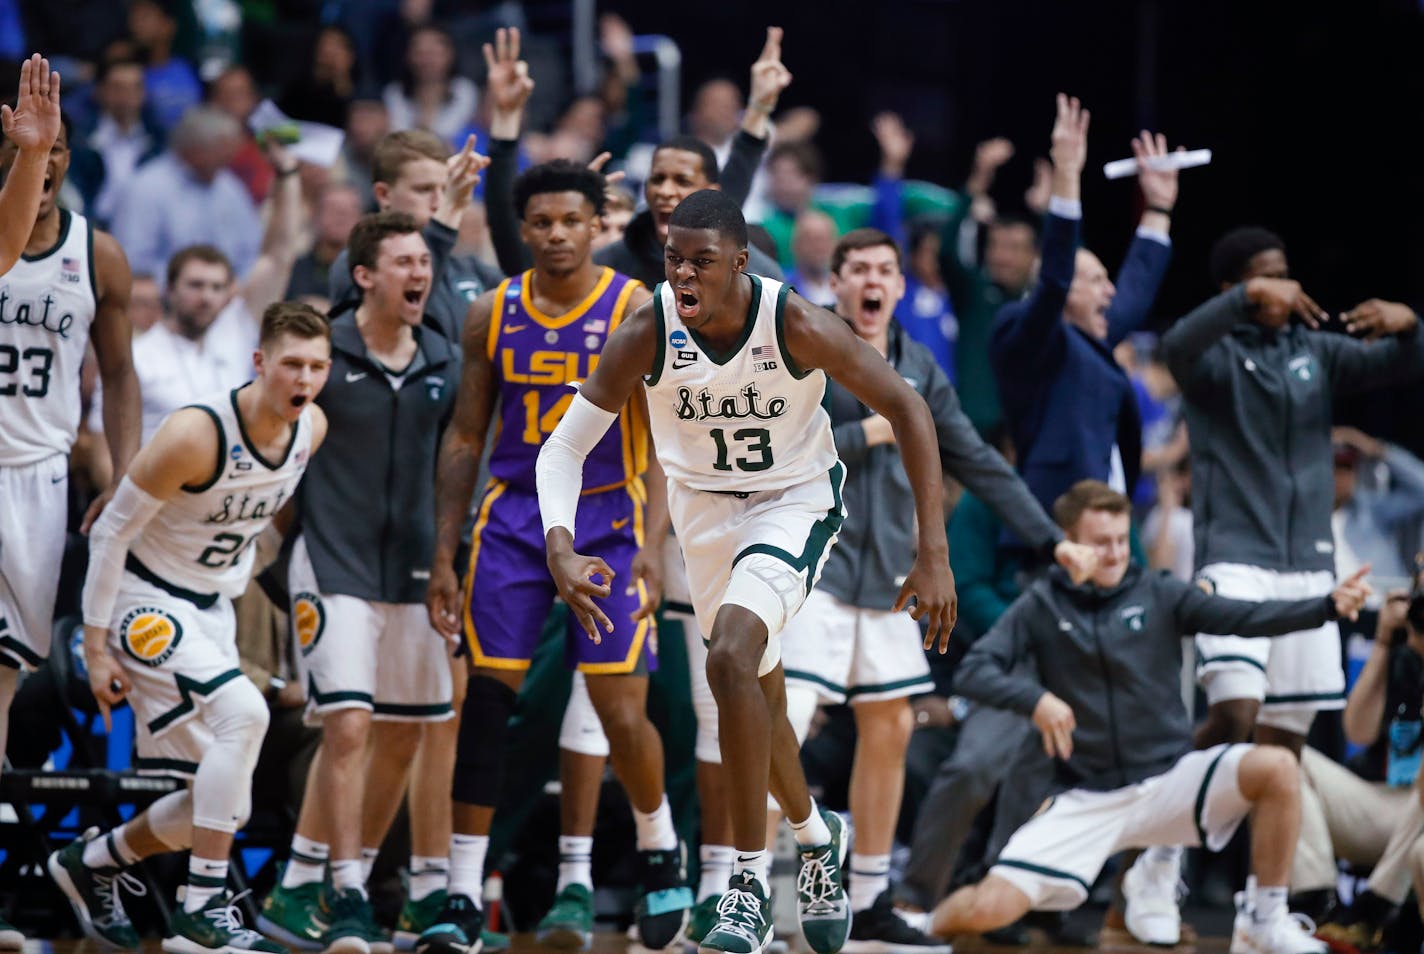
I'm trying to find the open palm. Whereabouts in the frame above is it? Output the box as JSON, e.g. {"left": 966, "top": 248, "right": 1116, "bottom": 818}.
{"left": 1, "top": 54, "right": 61, "bottom": 153}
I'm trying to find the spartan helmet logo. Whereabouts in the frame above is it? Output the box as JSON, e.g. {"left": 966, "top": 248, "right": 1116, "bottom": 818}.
{"left": 119, "top": 607, "right": 184, "bottom": 667}
{"left": 292, "top": 592, "right": 325, "bottom": 656}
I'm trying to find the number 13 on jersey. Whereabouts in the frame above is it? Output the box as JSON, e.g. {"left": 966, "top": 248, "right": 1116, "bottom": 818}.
{"left": 710, "top": 427, "right": 773, "bottom": 472}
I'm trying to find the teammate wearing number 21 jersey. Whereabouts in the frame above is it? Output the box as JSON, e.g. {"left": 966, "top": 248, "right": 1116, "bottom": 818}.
{"left": 536, "top": 190, "right": 956, "bottom": 954}
{"left": 0, "top": 114, "right": 138, "bottom": 799}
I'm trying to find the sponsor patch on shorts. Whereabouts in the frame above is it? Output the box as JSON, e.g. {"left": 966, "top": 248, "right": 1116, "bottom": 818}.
{"left": 292, "top": 592, "right": 325, "bottom": 656}
{"left": 119, "top": 607, "right": 184, "bottom": 667}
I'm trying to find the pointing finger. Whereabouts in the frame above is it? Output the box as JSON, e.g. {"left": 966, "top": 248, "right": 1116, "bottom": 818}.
{"left": 761, "top": 26, "right": 783, "bottom": 62}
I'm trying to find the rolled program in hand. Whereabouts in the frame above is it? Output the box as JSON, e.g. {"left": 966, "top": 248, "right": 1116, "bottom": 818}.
{"left": 1103, "top": 148, "right": 1212, "bottom": 180}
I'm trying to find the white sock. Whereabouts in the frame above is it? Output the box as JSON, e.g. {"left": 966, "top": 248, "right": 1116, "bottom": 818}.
{"left": 83, "top": 829, "right": 138, "bottom": 870}
{"left": 557, "top": 836, "right": 594, "bottom": 893}
{"left": 1144, "top": 845, "right": 1183, "bottom": 868}
{"left": 632, "top": 796, "right": 678, "bottom": 852}
{"left": 448, "top": 834, "right": 488, "bottom": 902}
{"left": 185, "top": 856, "right": 228, "bottom": 912}
{"left": 360, "top": 847, "right": 379, "bottom": 883}
{"left": 849, "top": 853, "right": 890, "bottom": 912}
{"left": 787, "top": 799, "right": 831, "bottom": 847}
{"left": 282, "top": 835, "right": 328, "bottom": 888}
{"left": 1254, "top": 885, "right": 1288, "bottom": 923}
{"left": 409, "top": 856, "right": 449, "bottom": 902}
{"left": 331, "top": 858, "right": 366, "bottom": 897}
{"left": 698, "top": 845, "right": 735, "bottom": 902}
{"left": 732, "top": 850, "right": 770, "bottom": 894}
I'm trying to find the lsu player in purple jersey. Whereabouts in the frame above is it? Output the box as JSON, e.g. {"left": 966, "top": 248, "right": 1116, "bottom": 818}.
{"left": 423, "top": 159, "right": 690, "bottom": 953}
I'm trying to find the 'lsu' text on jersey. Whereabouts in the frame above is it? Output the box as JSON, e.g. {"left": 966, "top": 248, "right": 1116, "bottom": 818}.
{"left": 644, "top": 275, "right": 838, "bottom": 492}
{"left": 127, "top": 387, "right": 315, "bottom": 600}
{"left": 0, "top": 209, "right": 98, "bottom": 465}
{"left": 487, "top": 267, "right": 646, "bottom": 491}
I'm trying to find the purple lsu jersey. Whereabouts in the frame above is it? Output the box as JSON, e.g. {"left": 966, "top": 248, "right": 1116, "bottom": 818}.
{"left": 486, "top": 267, "right": 646, "bottom": 492}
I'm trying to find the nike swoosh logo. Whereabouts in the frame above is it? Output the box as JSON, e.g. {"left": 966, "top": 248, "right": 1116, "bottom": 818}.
{"left": 612, "top": 518, "right": 630, "bottom": 530}
{"left": 51, "top": 475, "right": 65, "bottom": 484}
{"left": 504, "top": 324, "right": 527, "bottom": 334}
{"left": 672, "top": 361, "right": 695, "bottom": 369}
{"left": 346, "top": 371, "right": 368, "bottom": 383}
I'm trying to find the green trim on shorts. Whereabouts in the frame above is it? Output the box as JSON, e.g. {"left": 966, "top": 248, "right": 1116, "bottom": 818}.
{"left": 372, "top": 701, "right": 453, "bottom": 718}
{"left": 731, "top": 463, "right": 846, "bottom": 594}
{"left": 847, "top": 676, "right": 936, "bottom": 699}
{"left": 135, "top": 756, "right": 201, "bottom": 776}
{"left": 1263, "top": 690, "right": 1345, "bottom": 705}
{"left": 994, "top": 859, "right": 1090, "bottom": 894}
{"left": 784, "top": 668, "right": 848, "bottom": 699}
{"left": 147, "top": 669, "right": 244, "bottom": 733}
{"left": 665, "top": 600, "right": 696, "bottom": 616}
{"left": 308, "top": 684, "right": 374, "bottom": 708}
{"left": 1198, "top": 653, "right": 1267, "bottom": 673}
{"left": 0, "top": 628, "right": 44, "bottom": 668}
{"left": 1193, "top": 745, "right": 1233, "bottom": 849}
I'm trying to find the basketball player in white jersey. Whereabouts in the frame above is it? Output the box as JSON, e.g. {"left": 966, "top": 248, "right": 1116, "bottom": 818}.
{"left": 0, "top": 54, "right": 62, "bottom": 275}
{"left": 46, "top": 302, "right": 330, "bottom": 954}
{"left": 536, "top": 189, "right": 956, "bottom": 954}
{"left": 0, "top": 71, "right": 139, "bottom": 950}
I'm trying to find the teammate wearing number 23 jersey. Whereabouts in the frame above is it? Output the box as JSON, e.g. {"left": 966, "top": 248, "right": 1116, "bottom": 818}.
{"left": 536, "top": 190, "right": 956, "bottom": 954}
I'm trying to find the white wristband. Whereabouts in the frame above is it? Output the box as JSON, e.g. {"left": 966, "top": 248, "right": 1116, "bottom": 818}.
{"left": 81, "top": 477, "right": 165, "bottom": 628}
{"left": 535, "top": 392, "right": 619, "bottom": 539}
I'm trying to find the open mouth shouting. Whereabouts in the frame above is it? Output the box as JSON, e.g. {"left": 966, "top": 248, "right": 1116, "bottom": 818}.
{"left": 861, "top": 291, "right": 886, "bottom": 322}
{"left": 402, "top": 285, "right": 427, "bottom": 309}
{"left": 675, "top": 286, "right": 701, "bottom": 320}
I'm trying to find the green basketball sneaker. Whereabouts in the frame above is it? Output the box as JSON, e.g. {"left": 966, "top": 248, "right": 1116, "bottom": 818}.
{"left": 536, "top": 883, "right": 594, "bottom": 950}
{"left": 699, "top": 872, "right": 772, "bottom": 954}
{"left": 685, "top": 894, "right": 722, "bottom": 945}
{"left": 163, "top": 891, "right": 288, "bottom": 954}
{"left": 47, "top": 829, "right": 143, "bottom": 949}
{"left": 796, "top": 810, "right": 852, "bottom": 954}
{"left": 256, "top": 879, "right": 326, "bottom": 951}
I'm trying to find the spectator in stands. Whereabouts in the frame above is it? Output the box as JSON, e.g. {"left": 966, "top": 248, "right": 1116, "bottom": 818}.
{"left": 1331, "top": 427, "right": 1424, "bottom": 584}
{"left": 1299, "top": 587, "right": 1424, "bottom": 949}
{"left": 81, "top": 54, "right": 163, "bottom": 227}
{"left": 991, "top": 95, "right": 1177, "bottom": 518}
{"left": 126, "top": 0, "right": 202, "bottom": 133}
{"left": 208, "top": 65, "right": 273, "bottom": 204}
{"left": 126, "top": 272, "right": 163, "bottom": 335}
{"left": 594, "top": 13, "right": 644, "bottom": 160}
{"left": 111, "top": 105, "right": 263, "bottom": 280}
{"left": 338, "top": 97, "right": 390, "bottom": 210}
{"left": 383, "top": 24, "right": 478, "bottom": 143}
{"left": 327, "top": 130, "right": 495, "bottom": 341}
{"left": 763, "top": 139, "right": 822, "bottom": 266}
{"left": 1145, "top": 458, "right": 1194, "bottom": 582}
{"left": 279, "top": 24, "right": 361, "bottom": 130}
{"left": 784, "top": 209, "right": 838, "bottom": 307}
{"left": 896, "top": 223, "right": 958, "bottom": 383}
{"left": 594, "top": 183, "right": 635, "bottom": 252}
{"left": 688, "top": 76, "right": 743, "bottom": 163}
{"left": 287, "top": 182, "right": 364, "bottom": 306}
{"left": 1116, "top": 335, "right": 1188, "bottom": 517}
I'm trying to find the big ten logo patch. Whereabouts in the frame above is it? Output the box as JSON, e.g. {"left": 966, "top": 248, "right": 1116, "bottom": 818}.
{"left": 120, "top": 607, "right": 184, "bottom": 666}
{"left": 292, "top": 592, "right": 325, "bottom": 656}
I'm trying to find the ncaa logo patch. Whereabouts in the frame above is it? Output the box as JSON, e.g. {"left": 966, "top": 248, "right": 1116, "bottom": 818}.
{"left": 292, "top": 592, "right": 325, "bottom": 656}
{"left": 669, "top": 329, "right": 688, "bottom": 349}
{"left": 119, "top": 607, "right": 184, "bottom": 667}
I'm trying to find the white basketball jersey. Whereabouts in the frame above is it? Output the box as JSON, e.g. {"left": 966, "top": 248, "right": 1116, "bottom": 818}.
{"left": 644, "top": 275, "right": 838, "bottom": 492}
{"left": 128, "top": 387, "right": 315, "bottom": 599}
{"left": 0, "top": 210, "right": 98, "bottom": 465}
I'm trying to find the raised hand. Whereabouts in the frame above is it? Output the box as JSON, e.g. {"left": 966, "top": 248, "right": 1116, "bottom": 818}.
{"left": 1049, "top": 93, "right": 1090, "bottom": 179}
{"left": 1024, "top": 157, "right": 1053, "bottom": 214}
{"left": 1342, "top": 299, "right": 1419, "bottom": 340}
{"left": 483, "top": 27, "right": 536, "bottom": 124}
{"left": 1331, "top": 565, "right": 1373, "bottom": 622}
{"left": 873, "top": 111, "right": 914, "bottom": 178}
{"left": 748, "top": 26, "right": 793, "bottom": 114}
{"left": 1032, "top": 691, "right": 1076, "bottom": 759}
{"left": 587, "top": 150, "right": 626, "bottom": 187}
{"left": 1053, "top": 540, "right": 1099, "bottom": 585}
{"left": 974, "top": 137, "right": 1015, "bottom": 176}
{"left": 896, "top": 556, "right": 957, "bottom": 654}
{"left": 1132, "top": 130, "right": 1178, "bottom": 212}
{"left": 1, "top": 53, "right": 61, "bottom": 154}
{"left": 1245, "top": 277, "right": 1328, "bottom": 329}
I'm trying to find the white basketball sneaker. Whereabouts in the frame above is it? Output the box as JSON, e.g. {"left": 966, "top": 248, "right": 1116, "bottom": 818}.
{"left": 1230, "top": 882, "right": 1327, "bottom": 954}
{"left": 1123, "top": 850, "right": 1184, "bottom": 946}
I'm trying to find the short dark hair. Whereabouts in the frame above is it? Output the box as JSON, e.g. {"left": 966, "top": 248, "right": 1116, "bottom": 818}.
{"left": 767, "top": 140, "right": 823, "bottom": 181}
{"left": 831, "top": 228, "right": 902, "bottom": 275}
{"left": 166, "top": 245, "right": 233, "bottom": 287}
{"left": 653, "top": 135, "right": 720, "bottom": 184}
{"left": 371, "top": 129, "right": 449, "bottom": 186}
{"left": 347, "top": 210, "right": 422, "bottom": 275}
{"left": 1209, "top": 226, "right": 1286, "bottom": 288}
{"left": 512, "top": 159, "right": 607, "bottom": 219}
{"left": 260, "top": 301, "right": 331, "bottom": 348}
{"left": 95, "top": 53, "right": 147, "bottom": 85}
{"left": 668, "top": 189, "right": 747, "bottom": 249}
{"left": 1053, "top": 479, "right": 1132, "bottom": 530}
{"left": 988, "top": 214, "right": 1040, "bottom": 245}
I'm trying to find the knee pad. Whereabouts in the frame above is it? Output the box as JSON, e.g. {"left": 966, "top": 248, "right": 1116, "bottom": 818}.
{"left": 722, "top": 554, "right": 807, "bottom": 675}
{"left": 452, "top": 675, "right": 516, "bottom": 806}
{"left": 784, "top": 683, "right": 818, "bottom": 747}
{"left": 192, "top": 679, "right": 268, "bottom": 833}
{"left": 559, "top": 672, "right": 611, "bottom": 758}
{"left": 147, "top": 789, "right": 195, "bottom": 850}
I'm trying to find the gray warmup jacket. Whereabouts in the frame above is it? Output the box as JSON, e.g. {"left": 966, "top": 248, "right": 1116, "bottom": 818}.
{"left": 819, "top": 320, "right": 1061, "bottom": 610}
{"left": 957, "top": 564, "right": 1336, "bottom": 793}
{"left": 1162, "top": 284, "right": 1424, "bottom": 574}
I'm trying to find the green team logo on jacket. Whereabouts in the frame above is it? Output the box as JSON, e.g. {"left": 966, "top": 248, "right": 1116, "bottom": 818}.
{"left": 1121, "top": 605, "right": 1146, "bottom": 632}
{"left": 1288, "top": 354, "right": 1315, "bottom": 382}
